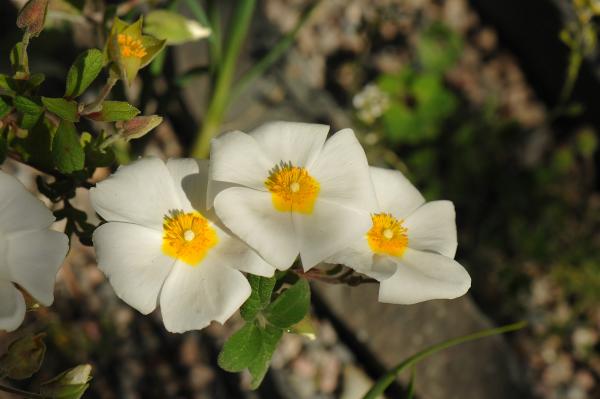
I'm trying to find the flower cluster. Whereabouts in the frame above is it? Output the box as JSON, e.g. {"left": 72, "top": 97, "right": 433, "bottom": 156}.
{"left": 91, "top": 121, "right": 471, "bottom": 333}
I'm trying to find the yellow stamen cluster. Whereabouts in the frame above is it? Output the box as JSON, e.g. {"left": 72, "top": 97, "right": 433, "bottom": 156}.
{"left": 162, "top": 211, "right": 218, "bottom": 266}
{"left": 118, "top": 34, "right": 147, "bottom": 59}
{"left": 265, "top": 161, "right": 320, "bottom": 214}
{"left": 366, "top": 213, "right": 408, "bottom": 257}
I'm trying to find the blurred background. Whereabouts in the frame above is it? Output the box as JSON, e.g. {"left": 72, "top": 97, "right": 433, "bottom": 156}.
{"left": 0, "top": 0, "right": 599, "bottom": 398}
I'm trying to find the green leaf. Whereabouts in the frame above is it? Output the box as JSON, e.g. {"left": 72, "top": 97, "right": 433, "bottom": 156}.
{"left": 248, "top": 324, "right": 283, "bottom": 389}
{"left": 240, "top": 275, "right": 276, "bottom": 321}
{"left": 218, "top": 322, "right": 263, "bottom": 372}
{"left": 86, "top": 101, "right": 140, "bottom": 122}
{"left": 0, "top": 333, "right": 46, "bottom": 380}
{"left": 144, "top": 10, "right": 211, "bottom": 45}
{"left": 52, "top": 120, "right": 84, "bottom": 173}
{"left": 0, "top": 74, "right": 12, "bottom": 91}
{"left": 11, "top": 117, "right": 54, "bottom": 167}
{"left": 14, "top": 95, "right": 44, "bottom": 128}
{"left": 14, "top": 95, "right": 43, "bottom": 115}
{"left": 42, "top": 97, "right": 79, "bottom": 122}
{"left": 264, "top": 279, "right": 310, "bottom": 329}
{"left": 29, "top": 72, "right": 46, "bottom": 88}
{"left": 0, "top": 97, "right": 11, "bottom": 118}
{"left": 65, "top": 49, "right": 104, "bottom": 98}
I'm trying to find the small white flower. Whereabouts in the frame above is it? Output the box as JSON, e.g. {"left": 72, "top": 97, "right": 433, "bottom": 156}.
{"left": 353, "top": 83, "right": 390, "bottom": 124}
{"left": 0, "top": 170, "right": 69, "bottom": 332}
{"left": 328, "top": 167, "right": 471, "bottom": 304}
{"left": 90, "top": 157, "right": 273, "bottom": 333}
{"left": 209, "top": 121, "right": 378, "bottom": 271}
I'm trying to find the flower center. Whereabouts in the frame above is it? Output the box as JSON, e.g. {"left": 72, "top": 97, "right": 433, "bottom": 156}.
{"left": 366, "top": 213, "right": 408, "bottom": 257}
{"left": 264, "top": 161, "right": 320, "bottom": 214}
{"left": 118, "top": 34, "right": 147, "bottom": 59}
{"left": 161, "top": 211, "right": 218, "bottom": 266}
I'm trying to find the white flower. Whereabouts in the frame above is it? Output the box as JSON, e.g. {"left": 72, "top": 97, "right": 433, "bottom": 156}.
{"left": 327, "top": 167, "right": 471, "bottom": 304}
{"left": 209, "top": 121, "right": 378, "bottom": 271}
{"left": 90, "top": 157, "right": 273, "bottom": 333}
{"left": 0, "top": 170, "right": 69, "bottom": 332}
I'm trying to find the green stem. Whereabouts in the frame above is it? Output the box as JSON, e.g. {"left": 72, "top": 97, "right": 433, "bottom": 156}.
{"left": 0, "top": 382, "right": 45, "bottom": 399}
{"left": 230, "top": 1, "right": 320, "bottom": 100}
{"left": 191, "top": 0, "right": 256, "bottom": 159}
{"left": 185, "top": 0, "right": 221, "bottom": 70}
{"left": 559, "top": 48, "right": 583, "bottom": 106}
{"left": 81, "top": 76, "right": 119, "bottom": 115}
{"left": 362, "top": 321, "right": 527, "bottom": 399}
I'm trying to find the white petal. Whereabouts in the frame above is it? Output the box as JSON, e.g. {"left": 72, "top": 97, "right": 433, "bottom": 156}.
{"left": 378, "top": 248, "right": 471, "bottom": 304}
{"left": 295, "top": 200, "right": 372, "bottom": 270}
{"left": 216, "top": 234, "right": 275, "bottom": 277}
{"left": 209, "top": 130, "right": 273, "bottom": 191}
{"left": 159, "top": 258, "right": 251, "bottom": 333}
{"left": 213, "top": 187, "right": 299, "bottom": 270}
{"left": 249, "top": 121, "right": 329, "bottom": 168}
{"left": 0, "top": 171, "right": 54, "bottom": 233}
{"left": 325, "top": 237, "right": 374, "bottom": 274}
{"left": 0, "top": 280, "right": 26, "bottom": 332}
{"left": 370, "top": 167, "right": 425, "bottom": 218}
{"left": 90, "top": 157, "right": 180, "bottom": 230}
{"left": 405, "top": 201, "right": 457, "bottom": 258}
{"left": 166, "top": 158, "right": 208, "bottom": 212}
{"left": 309, "top": 129, "right": 377, "bottom": 212}
{"left": 93, "top": 222, "right": 174, "bottom": 314}
{"left": 6, "top": 230, "right": 68, "bottom": 306}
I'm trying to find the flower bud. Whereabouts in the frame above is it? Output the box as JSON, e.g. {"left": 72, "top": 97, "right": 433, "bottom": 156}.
{"left": 16, "top": 0, "right": 49, "bottom": 37}
{"left": 116, "top": 115, "right": 163, "bottom": 141}
{"left": 41, "top": 364, "right": 93, "bottom": 399}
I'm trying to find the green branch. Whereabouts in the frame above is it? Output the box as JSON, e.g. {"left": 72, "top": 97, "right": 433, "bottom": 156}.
{"left": 362, "top": 321, "right": 527, "bottom": 399}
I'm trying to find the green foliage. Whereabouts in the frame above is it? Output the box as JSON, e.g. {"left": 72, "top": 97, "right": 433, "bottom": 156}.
{"left": 417, "top": 23, "right": 462, "bottom": 73}
{"left": 0, "top": 333, "right": 46, "bottom": 380}
{"left": 263, "top": 279, "right": 311, "bottom": 328}
{"left": 52, "top": 120, "right": 85, "bottom": 173}
{"left": 65, "top": 49, "right": 104, "bottom": 98}
{"left": 378, "top": 69, "right": 457, "bottom": 144}
{"left": 42, "top": 97, "right": 79, "bottom": 122}
{"left": 88, "top": 101, "right": 140, "bottom": 122}
{"left": 240, "top": 275, "right": 277, "bottom": 321}
{"left": 219, "top": 276, "right": 311, "bottom": 388}
{"left": 14, "top": 95, "right": 44, "bottom": 129}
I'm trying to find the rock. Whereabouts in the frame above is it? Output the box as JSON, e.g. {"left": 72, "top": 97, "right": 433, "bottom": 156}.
{"left": 315, "top": 282, "right": 529, "bottom": 399}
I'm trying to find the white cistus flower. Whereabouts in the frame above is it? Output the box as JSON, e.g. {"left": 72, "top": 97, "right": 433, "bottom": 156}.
{"left": 0, "top": 170, "right": 69, "bottom": 332}
{"left": 90, "top": 157, "right": 274, "bottom": 333}
{"left": 328, "top": 167, "right": 471, "bottom": 304}
{"left": 209, "top": 121, "right": 377, "bottom": 271}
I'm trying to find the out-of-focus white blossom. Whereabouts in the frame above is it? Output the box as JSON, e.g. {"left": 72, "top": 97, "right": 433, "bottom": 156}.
{"left": 0, "top": 170, "right": 68, "bottom": 332}
{"left": 353, "top": 83, "right": 390, "bottom": 124}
